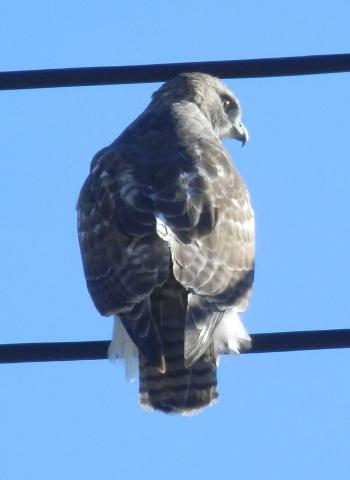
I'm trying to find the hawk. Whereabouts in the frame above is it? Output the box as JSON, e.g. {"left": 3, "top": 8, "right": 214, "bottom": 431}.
{"left": 77, "top": 73, "right": 255, "bottom": 415}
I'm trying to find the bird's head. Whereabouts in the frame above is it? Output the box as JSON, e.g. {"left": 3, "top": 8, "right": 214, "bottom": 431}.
{"left": 151, "top": 72, "right": 248, "bottom": 145}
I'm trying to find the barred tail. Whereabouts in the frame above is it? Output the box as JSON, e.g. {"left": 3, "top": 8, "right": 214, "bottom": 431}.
{"left": 139, "top": 277, "right": 218, "bottom": 415}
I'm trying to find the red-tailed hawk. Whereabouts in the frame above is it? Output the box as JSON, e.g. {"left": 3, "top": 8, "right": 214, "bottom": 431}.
{"left": 77, "top": 73, "right": 255, "bottom": 414}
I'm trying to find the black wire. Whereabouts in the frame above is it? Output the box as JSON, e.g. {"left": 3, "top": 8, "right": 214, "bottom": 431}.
{"left": 1, "top": 53, "right": 350, "bottom": 91}
{"left": 1, "top": 329, "right": 350, "bottom": 364}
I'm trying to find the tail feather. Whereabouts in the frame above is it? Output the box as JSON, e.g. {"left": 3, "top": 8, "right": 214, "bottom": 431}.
{"left": 139, "top": 276, "right": 218, "bottom": 415}
{"left": 109, "top": 275, "right": 250, "bottom": 415}
{"left": 139, "top": 350, "right": 218, "bottom": 415}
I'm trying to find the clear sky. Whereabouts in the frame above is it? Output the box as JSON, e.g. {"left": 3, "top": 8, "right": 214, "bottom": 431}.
{"left": 1, "top": 1, "right": 350, "bottom": 478}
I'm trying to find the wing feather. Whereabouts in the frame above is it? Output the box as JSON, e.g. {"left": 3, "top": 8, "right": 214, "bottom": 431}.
{"left": 77, "top": 147, "right": 170, "bottom": 367}
{"left": 151, "top": 138, "right": 255, "bottom": 365}
{"left": 78, "top": 134, "right": 254, "bottom": 368}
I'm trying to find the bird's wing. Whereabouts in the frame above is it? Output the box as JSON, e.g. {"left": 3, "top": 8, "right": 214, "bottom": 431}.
{"left": 77, "top": 147, "right": 170, "bottom": 367}
{"left": 152, "top": 137, "right": 255, "bottom": 365}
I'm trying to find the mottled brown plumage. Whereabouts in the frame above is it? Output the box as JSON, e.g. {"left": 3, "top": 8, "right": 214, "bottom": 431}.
{"left": 77, "top": 73, "right": 255, "bottom": 414}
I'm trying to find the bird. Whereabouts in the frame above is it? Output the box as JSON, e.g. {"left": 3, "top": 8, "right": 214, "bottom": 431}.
{"left": 77, "top": 72, "right": 255, "bottom": 415}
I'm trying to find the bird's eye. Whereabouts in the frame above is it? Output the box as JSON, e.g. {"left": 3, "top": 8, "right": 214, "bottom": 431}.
{"left": 222, "top": 97, "right": 232, "bottom": 112}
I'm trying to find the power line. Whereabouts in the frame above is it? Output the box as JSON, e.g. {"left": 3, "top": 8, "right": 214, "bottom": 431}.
{"left": 0, "top": 53, "right": 350, "bottom": 91}
{"left": 1, "top": 329, "right": 350, "bottom": 364}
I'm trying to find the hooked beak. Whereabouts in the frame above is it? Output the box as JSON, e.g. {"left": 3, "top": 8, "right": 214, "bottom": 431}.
{"left": 231, "top": 121, "right": 249, "bottom": 146}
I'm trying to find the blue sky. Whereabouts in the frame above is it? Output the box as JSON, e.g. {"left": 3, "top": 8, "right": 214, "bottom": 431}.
{"left": 1, "top": 1, "right": 350, "bottom": 478}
